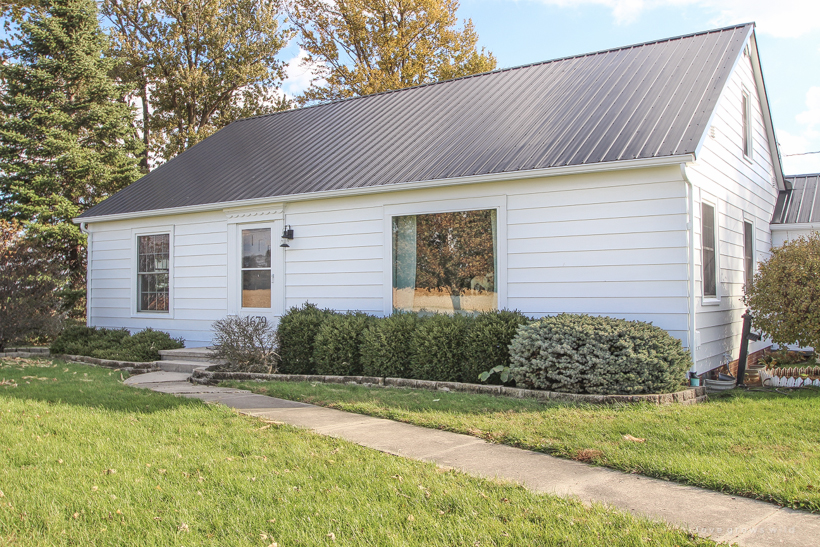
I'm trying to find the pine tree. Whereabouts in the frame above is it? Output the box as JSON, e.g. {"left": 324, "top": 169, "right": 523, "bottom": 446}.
{"left": 0, "top": 0, "right": 142, "bottom": 288}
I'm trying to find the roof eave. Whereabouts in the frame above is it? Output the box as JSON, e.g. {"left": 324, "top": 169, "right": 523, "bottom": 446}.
{"left": 74, "top": 154, "right": 695, "bottom": 224}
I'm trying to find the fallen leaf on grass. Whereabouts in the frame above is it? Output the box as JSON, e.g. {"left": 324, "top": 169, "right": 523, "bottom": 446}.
{"left": 407, "top": 515, "right": 415, "bottom": 522}
{"left": 623, "top": 435, "right": 646, "bottom": 443}
{"left": 573, "top": 449, "right": 604, "bottom": 463}
{"left": 104, "top": 469, "right": 116, "bottom": 475}
{"left": 177, "top": 523, "right": 189, "bottom": 532}
{"left": 0, "top": 490, "right": 4, "bottom": 498}
{"left": 327, "top": 532, "right": 336, "bottom": 541}
{"left": 72, "top": 513, "right": 79, "bottom": 519}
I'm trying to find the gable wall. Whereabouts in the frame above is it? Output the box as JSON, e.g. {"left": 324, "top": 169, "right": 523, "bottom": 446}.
{"left": 685, "top": 45, "right": 779, "bottom": 373}
{"left": 87, "top": 165, "right": 691, "bottom": 348}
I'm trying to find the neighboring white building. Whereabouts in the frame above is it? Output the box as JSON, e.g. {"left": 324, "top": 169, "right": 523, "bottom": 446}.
{"left": 77, "top": 23, "right": 786, "bottom": 374}
{"left": 771, "top": 174, "right": 820, "bottom": 247}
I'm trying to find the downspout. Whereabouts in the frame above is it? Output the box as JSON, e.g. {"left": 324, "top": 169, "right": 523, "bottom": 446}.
{"left": 79, "top": 222, "right": 91, "bottom": 327}
{"left": 680, "top": 164, "right": 698, "bottom": 377}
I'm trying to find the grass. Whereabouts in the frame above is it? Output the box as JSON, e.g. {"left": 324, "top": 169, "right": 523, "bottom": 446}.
{"left": 0, "top": 357, "right": 716, "bottom": 547}
{"left": 220, "top": 379, "right": 820, "bottom": 513}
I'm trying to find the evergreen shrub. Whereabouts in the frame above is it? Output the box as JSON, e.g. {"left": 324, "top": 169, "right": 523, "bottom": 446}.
{"left": 360, "top": 312, "right": 421, "bottom": 378}
{"left": 410, "top": 313, "right": 475, "bottom": 382}
{"left": 50, "top": 326, "right": 183, "bottom": 362}
{"left": 313, "top": 312, "right": 377, "bottom": 376}
{"left": 508, "top": 314, "right": 691, "bottom": 395}
{"left": 276, "top": 303, "right": 336, "bottom": 374}
{"left": 465, "top": 310, "right": 530, "bottom": 384}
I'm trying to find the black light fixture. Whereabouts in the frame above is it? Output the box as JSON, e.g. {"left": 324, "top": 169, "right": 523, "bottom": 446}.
{"left": 280, "top": 225, "right": 294, "bottom": 248}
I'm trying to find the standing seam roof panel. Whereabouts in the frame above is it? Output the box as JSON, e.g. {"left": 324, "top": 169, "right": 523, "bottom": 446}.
{"left": 79, "top": 23, "right": 755, "bottom": 219}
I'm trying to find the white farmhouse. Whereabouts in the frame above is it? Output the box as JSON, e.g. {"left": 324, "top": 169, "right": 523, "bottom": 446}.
{"left": 78, "top": 23, "right": 785, "bottom": 374}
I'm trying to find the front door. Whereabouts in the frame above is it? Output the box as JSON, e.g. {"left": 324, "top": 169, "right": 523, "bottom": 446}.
{"left": 234, "top": 221, "right": 283, "bottom": 319}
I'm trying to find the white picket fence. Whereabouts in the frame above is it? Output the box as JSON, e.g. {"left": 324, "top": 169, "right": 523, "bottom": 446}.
{"left": 759, "top": 367, "right": 820, "bottom": 388}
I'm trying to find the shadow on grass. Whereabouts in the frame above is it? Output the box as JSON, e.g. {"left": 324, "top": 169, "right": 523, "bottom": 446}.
{"left": 0, "top": 358, "right": 201, "bottom": 414}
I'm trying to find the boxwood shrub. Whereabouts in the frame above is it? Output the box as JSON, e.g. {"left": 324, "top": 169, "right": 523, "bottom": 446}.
{"left": 410, "top": 313, "right": 475, "bottom": 382}
{"left": 276, "top": 303, "right": 336, "bottom": 374}
{"left": 360, "top": 312, "right": 421, "bottom": 378}
{"left": 50, "top": 325, "right": 184, "bottom": 362}
{"left": 464, "top": 310, "right": 530, "bottom": 384}
{"left": 508, "top": 314, "right": 691, "bottom": 394}
{"left": 313, "top": 312, "right": 377, "bottom": 376}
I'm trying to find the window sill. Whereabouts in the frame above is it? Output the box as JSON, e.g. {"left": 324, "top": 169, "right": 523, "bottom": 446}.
{"left": 701, "top": 297, "right": 721, "bottom": 307}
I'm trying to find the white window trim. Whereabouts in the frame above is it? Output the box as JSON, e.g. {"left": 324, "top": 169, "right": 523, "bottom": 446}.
{"left": 227, "top": 219, "right": 285, "bottom": 318}
{"left": 382, "top": 195, "right": 507, "bottom": 316}
{"left": 700, "top": 199, "right": 720, "bottom": 306}
{"left": 131, "top": 225, "right": 174, "bottom": 318}
{"left": 741, "top": 87, "right": 754, "bottom": 162}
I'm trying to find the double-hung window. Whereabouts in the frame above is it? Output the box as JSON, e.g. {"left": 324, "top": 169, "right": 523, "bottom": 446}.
{"left": 743, "top": 220, "right": 754, "bottom": 290}
{"left": 137, "top": 234, "right": 170, "bottom": 312}
{"left": 742, "top": 90, "right": 753, "bottom": 160}
{"left": 701, "top": 203, "right": 717, "bottom": 298}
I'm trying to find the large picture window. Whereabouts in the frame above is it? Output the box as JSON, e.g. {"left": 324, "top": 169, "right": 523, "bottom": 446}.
{"left": 392, "top": 209, "right": 497, "bottom": 313}
{"left": 137, "top": 234, "right": 170, "bottom": 312}
{"left": 242, "top": 228, "right": 271, "bottom": 308}
{"left": 701, "top": 203, "right": 717, "bottom": 298}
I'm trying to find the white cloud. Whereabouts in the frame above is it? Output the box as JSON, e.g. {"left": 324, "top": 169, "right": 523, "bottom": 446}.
{"left": 778, "top": 88, "right": 820, "bottom": 175}
{"left": 282, "top": 48, "right": 326, "bottom": 99}
{"left": 536, "top": 0, "right": 820, "bottom": 37}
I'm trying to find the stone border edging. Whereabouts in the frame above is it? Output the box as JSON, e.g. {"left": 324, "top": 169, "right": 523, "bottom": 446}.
{"left": 51, "top": 354, "right": 159, "bottom": 374}
{"left": 191, "top": 369, "right": 707, "bottom": 405}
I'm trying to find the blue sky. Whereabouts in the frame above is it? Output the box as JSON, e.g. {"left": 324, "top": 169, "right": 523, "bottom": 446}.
{"left": 281, "top": 0, "right": 820, "bottom": 176}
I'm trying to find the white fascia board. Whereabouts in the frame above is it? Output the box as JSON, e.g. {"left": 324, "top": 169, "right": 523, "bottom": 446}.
{"left": 770, "top": 223, "right": 820, "bottom": 232}
{"left": 749, "top": 32, "right": 787, "bottom": 191}
{"left": 75, "top": 154, "right": 694, "bottom": 224}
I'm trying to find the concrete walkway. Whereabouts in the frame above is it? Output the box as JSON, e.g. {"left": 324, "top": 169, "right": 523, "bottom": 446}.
{"left": 125, "top": 372, "right": 819, "bottom": 547}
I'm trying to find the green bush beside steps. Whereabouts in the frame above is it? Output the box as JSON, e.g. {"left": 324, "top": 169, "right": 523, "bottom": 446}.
{"left": 50, "top": 325, "right": 184, "bottom": 362}
{"left": 275, "top": 304, "right": 691, "bottom": 395}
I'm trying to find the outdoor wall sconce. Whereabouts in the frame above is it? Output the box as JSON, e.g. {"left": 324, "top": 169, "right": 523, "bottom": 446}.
{"left": 280, "top": 225, "right": 294, "bottom": 248}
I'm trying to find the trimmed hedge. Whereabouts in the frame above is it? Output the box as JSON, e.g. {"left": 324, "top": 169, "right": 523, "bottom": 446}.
{"left": 313, "top": 312, "right": 377, "bottom": 376}
{"left": 508, "top": 314, "right": 691, "bottom": 395}
{"left": 463, "top": 310, "right": 530, "bottom": 384}
{"left": 410, "top": 313, "right": 474, "bottom": 382}
{"left": 360, "top": 312, "right": 420, "bottom": 378}
{"left": 50, "top": 326, "right": 184, "bottom": 362}
{"left": 276, "top": 303, "right": 335, "bottom": 374}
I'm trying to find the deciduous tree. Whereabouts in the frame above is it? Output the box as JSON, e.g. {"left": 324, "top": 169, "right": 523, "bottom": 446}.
{"left": 102, "top": 0, "right": 292, "bottom": 166}
{"left": 745, "top": 232, "right": 820, "bottom": 350}
{"left": 289, "top": 0, "right": 496, "bottom": 104}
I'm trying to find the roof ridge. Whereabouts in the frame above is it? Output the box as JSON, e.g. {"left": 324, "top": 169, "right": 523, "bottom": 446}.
{"left": 235, "top": 22, "right": 754, "bottom": 124}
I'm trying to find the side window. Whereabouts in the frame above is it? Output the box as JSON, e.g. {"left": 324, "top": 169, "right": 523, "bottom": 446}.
{"left": 742, "top": 90, "right": 753, "bottom": 160}
{"left": 241, "top": 228, "right": 272, "bottom": 309}
{"left": 701, "top": 203, "right": 717, "bottom": 298}
{"left": 137, "top": 234, "right": 170, "bottom": 312}
{"left": 743, "top": 220, "right": 754, "bottom": 290}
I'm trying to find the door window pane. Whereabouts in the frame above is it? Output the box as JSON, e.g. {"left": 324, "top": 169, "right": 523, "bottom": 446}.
{"left": 241, "top": 228, "right": 271, "bottom": 308}
{"left": 392, "top": 209, "right": 497, "bottom": 313}
{"left": 137, "top": 234, "right": 170, "bottom": 312}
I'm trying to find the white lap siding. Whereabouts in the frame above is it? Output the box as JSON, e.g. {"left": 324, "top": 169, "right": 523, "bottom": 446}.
{"left": 88, "top": 165, "right": 690, "bottom": 348}
{"left": 686, "top": 47, "right": 779, "bottom": 373}
{"left": 87, "top": 211, "right": 229, "bottom": 347}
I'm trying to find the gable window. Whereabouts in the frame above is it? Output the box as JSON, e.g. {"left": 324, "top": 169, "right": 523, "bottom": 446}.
{"left": 137, "top": 234, "right": 170, "bottom": 312}
{"left": 241, "top": 228, "right": 271, "bottom": 309}
{"left": 742, "top": 90, "right": 753, "bottom": 159}
{"left": 744, "top": 220, "right": 754, "bottom": 290}
{"left": 392, "top": 209, "right": 497, "bottom": 313}
{"left": 701, "top": 203, "right": 717, "bottom": 298}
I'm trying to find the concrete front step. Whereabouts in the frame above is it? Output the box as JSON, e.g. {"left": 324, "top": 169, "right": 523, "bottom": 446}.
{"left": 156, "top": 360, "right": 209, "bottom": 374}
{"left": 159, "top": 347, "right": 223, "bottom": 364}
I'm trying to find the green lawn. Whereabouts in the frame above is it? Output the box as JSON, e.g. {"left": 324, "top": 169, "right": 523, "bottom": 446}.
{"left": 221, "top": 379, "right": 820, "bottom": 513}
{"left": 0, "top": 357, "right": 716, "bottom": 546}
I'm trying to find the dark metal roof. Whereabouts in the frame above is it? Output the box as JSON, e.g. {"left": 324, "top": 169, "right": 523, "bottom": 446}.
{"left": 80, "top": 23, "right": 753, "bottom": 219}
{"left": 773, "top": 174, "right": 820, "bottom": 224}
